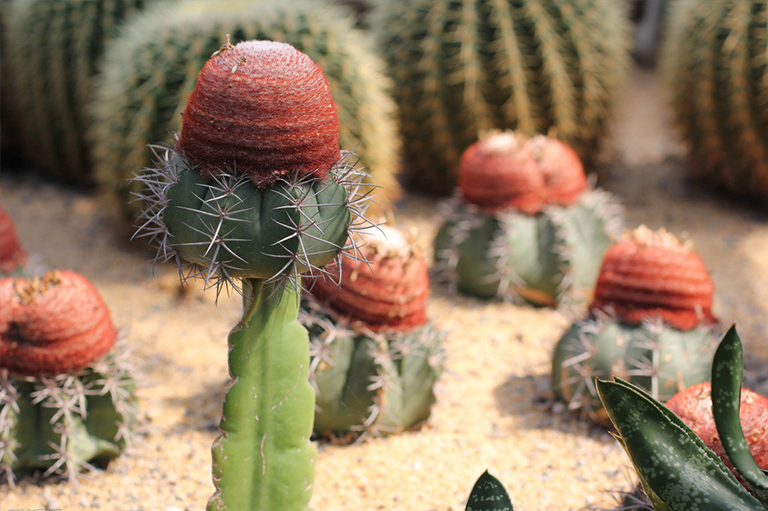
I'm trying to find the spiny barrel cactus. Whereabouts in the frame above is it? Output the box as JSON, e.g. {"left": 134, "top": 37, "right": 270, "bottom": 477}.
{"left": 433, "top": 131, "right": 623, "bottom": 306}
{"left": 133, "top": 40, "right": 372, "bottom": 511}
{"left": 301, "top": 225, "right": 445, "bottom": 439}
{"left": 663, "top": 0, "right": 768, "bottom": 203}
{"left": 552, "top": 226, "right": 720, "bottom": 424}
{"left": 91, "top": 0, "right": 399, "bottom": 220}
{"left": 0, "top": 206, "right": 28, "bottom": 275}
{"left": 5, "top": 0, "right": 155, "bottom": 183}
{"left": 371, "top": 0, "right": 631, "bottom": 195}
{"left": 0, "top": 270, "right": 135, "bottom": 484}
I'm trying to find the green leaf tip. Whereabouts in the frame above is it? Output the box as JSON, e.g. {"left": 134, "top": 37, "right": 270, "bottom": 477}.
{"left": 466, "top": 470, "right": 514, "bottom": 511}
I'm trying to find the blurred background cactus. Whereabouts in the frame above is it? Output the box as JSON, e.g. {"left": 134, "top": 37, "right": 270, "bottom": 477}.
{"left": 301, "top": 225, "right": 445, "bottom": 439}
{"left": 4, "top": 0, "right": 155, "bottom": 183}
{"left": 433, "top": 131, "right": 623, "bottom": 307}
{"left": 0, "top": 270, "right": 136, "bottom": 484}
{"left": 90, "top": 0, "right": 400, "bottom": 219}
{"left": 552, "top": 226, "right": 720, "bottom": 423}
{"left": 0, "top": 206, "right": 28, "bottom": 275}
{"left": 371, "top": 0, "right": 631, "bottom": 195}
{"left": 663, "top": 0, "right": 768, "bottom": 203}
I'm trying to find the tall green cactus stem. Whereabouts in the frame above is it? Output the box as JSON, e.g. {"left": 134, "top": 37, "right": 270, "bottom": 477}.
{"left": 663, "top": 0, "right": 768, "bottom": 202}
{"left": 91, "top": 0, "right": 399, "bottom": 219}
{"left": 372, "top": 0, "right": 631, "bottom": 194}
{"left": 5, "top": 0, "right": 154, "bottom": 182}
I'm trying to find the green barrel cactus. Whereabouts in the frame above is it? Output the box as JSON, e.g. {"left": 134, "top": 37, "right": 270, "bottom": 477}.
{"left": 4, "top": 0, "right": 155, "bottom": 183}
{"left": 663, "top": 0, "right": 768, "bottom": 202}
{"left": 433, "top": 131, "right": 623, "bottom": 307}
{"left": 91, "top": 0, "right": 400, "bottom": 219}
{"left": 0, "top": 270, "right": 136, "bottom": 484}
{"left": 371, "top": 0, "right": 631, "bottom": 195}
{"left": 300, "top": 225, "right": 445, "bottom": 439}
{"left": 133, "top": 40, "right": 372, "bottom": 510}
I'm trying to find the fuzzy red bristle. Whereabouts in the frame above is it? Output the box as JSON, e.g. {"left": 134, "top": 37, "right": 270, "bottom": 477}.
{"left": 0, "top": 206, "right": 28, "bottom": 273}
{"left": 528, "top": 135, "right": 587, "bottom": 208}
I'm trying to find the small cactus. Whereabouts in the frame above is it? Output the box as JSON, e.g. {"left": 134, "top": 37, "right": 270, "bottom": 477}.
{"left": 0, "top": 206, "right": 28, "bottom": 275}
{"left": 0, "top": 270, "right": 135, "bottom": 484}
{"left": 552, "top": 226, "right": 720, "bottom": 423}
{"left": 371, "top": 0, "right": 631, "bottom": 195}
{"left": 301, "top": 225, "right": 445, "bottom": 439}
{"left": 433, "top": 131, "right": 623, "bottom": 306}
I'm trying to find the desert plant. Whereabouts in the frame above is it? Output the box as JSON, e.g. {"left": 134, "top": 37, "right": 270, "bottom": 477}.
{"left": 300, "top": 225, "right": 445, "bottom": 439}
{"left": 4, "top": 0, "right": 155, "bottom": 182}
{"left": 433, "top": 131, "right": 623, "bottom": 306}
{"left": 0, "top": 206, "right": 28, "bottom": 275}
{"left": 552, "top": 226, "right": 720, "bottom": 423}
{"left": 465, "top": 470, "right": 515, "bottom": 511}
{"left": 132, "top": 40, "right": 372, "bottom": 510}
{"left": 91, "top": 0, "right": 399, "bottom": 219}
{"left": 663, "top": 0, "right": 768, "bottom": 203}
{"left": 597, "top": 325, "right": 768, "bottom": 511}
{"left": 0, "top": 270, "right": 135, "bottom": 485}
{"left": 371, "top": 0, "right": 631, "bottom": 195}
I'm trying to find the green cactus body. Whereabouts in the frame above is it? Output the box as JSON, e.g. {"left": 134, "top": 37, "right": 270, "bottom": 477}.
{"left": 300, "top": 300, "right": 445, "bottom": 438}
{"left": 0, "top": 342, "right": 136, "bottom": 485}
{"left": 433, "top": 189, "right": 621, "bottom": 306}
{"left": 5, "top": 0, "right": 154, "bottom": 182}
{"left": 551, "top": 316, "right": 718, "bottom": 424}
{"left": 91, "top": 0, "right": 400, "bottom": 219}
{"left": 664, "top": 0, "right": 768, "bottom": 202}
{"left": 372, "top": 0, "right": 631, "bottom": 194}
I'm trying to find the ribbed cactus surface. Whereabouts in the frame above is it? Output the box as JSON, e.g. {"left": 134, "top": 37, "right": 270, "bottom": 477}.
{"left": 5, "top": 0, "right": 153, "bottom": 182}
{"left": 91, "top": 0, "right": 400, "bottom": 218}
{"left": 372, "top": 0, "right": 631, "bottom": 194}
{"left": 663, "top": 0, "right": 768, "bottom": 202}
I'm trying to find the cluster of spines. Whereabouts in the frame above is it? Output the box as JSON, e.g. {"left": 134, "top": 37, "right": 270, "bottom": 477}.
{"left": 372, "top": 0, "right": 631, "bottom": 194}
{"left": 0, "top": 335, "right": 136, "bottom": 486}
{"left": 90, "top": 0, "right": 400, "bottom": 219}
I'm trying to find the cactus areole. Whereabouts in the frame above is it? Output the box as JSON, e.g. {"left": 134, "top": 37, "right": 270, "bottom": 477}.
{"left": 0, "top": 270, "right": 117, "bottom": 376}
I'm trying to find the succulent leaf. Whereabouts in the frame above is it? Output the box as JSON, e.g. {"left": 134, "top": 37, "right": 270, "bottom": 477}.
{"left": 465, "top": 470, "right": 514, "bottom": 511}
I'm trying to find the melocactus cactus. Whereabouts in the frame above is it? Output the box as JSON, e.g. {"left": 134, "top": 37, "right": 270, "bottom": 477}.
{"left": 91, "top": 0, "right": 400, "bottom": 219}
{"left": 372, "top": 0, "right": 631, "bottom": 195}
{"left": 552, "top": 226, "right": 720, "bottom": 423}
{"left": 663, "top": 0, "right": 768, "bottom": 203}
{"left": 0, "top": 206, "right": 28, "bottom": 275}
{"left": 434, "top": 131, "right": 623, "bottom": 306}
{"left": 0, "top": 270, "right": 135, "bottom": 484}
{"left": 301, "top": 225, "right": 445, "bottom": 438}
{"left": 133, "top": 40, "right": 371, "bottom": 510}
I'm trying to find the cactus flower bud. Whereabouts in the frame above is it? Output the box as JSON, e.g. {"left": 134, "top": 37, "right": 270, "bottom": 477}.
{"left": 0, "top": 206, "right": 28, "bottom": 274}
{"left": 0, "top": 270, "right": 116, "bottom": 376}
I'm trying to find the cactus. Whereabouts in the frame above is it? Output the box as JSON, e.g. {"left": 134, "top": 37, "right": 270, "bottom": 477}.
{"left": 300, "top": 225, "right": 445, "bottom": 439}
{"left": 0, "top": 270, "right": 136, "bottom": 485}
{"left": 90, "top": 0, "right": 399, "bottom": 220}
{"left": 371, "top": 0, "right": 631, "bottom": 195}
{"left": 552, "top": 226, "right": 720, "bottom": 423}
{"left": 4, "top": 0, "right": 155, "bottom": 183}
{"left": 132, "top": 40, "right": 372, "bottom": 510}
{"left": 0, "top": 206, "right": 28, "bottom": 275}
{"left": 597, "top": 326, "right": 768, "bottom": 511}
{"left": 433, "top": 131, "right": 623, "bottom": 306}
{"left": 663, "top": 0, "right": 768, "bottom": 203}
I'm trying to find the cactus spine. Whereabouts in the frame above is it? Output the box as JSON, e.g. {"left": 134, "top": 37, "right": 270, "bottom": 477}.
{"left": 301, "top": 225, "right": 445, "bottom": 439}
{"left": 0, "top": 270, "right": 135, "bottom": 484}
{"left": 5, "top": 0, "right": 154, "bottom": 182}
{"left": 133, "top": 40, "right": 371, "bottom": 510}
{"left": 372, "top": 0, "right": 631, "bottom": 194}
{"left": 663, "top": 0, "right": 768, "bottom": 202}
{"left": 433, "top": 131, "right": 623, "bottom": 306}
{"left": 91, "top": 0, "right": 399, "bottom": 219}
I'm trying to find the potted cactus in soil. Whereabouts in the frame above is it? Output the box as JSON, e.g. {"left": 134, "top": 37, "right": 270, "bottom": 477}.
{"left": 598, "top": 325, "right": 768, "bottom": 511}
{"left": 0, "top": 270, "right": 136, "bottom": 485}
{"left": 132, "top": 40, "right": 372, "bottom": 510}
{"left": 0, "top": 206, "right": 28, "bottom": 275}
{"left": 551, "top": 226, "right": 721, "bottom": 424}
{"left": 300, "top": 224, "right": 445, "bottom": 440}
{"left": 433, "top": 130, "right": 623, "bottom": 307}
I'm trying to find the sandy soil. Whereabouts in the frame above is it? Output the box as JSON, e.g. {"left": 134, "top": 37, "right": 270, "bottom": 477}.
{"left": 2, "top": 66, "right": 768, "bottom": 511}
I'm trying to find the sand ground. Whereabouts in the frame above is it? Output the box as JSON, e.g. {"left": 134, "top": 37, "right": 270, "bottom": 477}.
{"left": 2, "top": 66, "right": 768, "bottom": 511}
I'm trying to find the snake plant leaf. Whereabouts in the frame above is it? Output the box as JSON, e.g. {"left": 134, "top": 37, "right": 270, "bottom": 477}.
{"left": 597, "top": 377, "right": 764, "bottom": 511}
{"left": 465, "top": 471, "right": 514, "bottom": 511}
{"left": 711, "top": 325, "right": 768, "bottom": 506}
